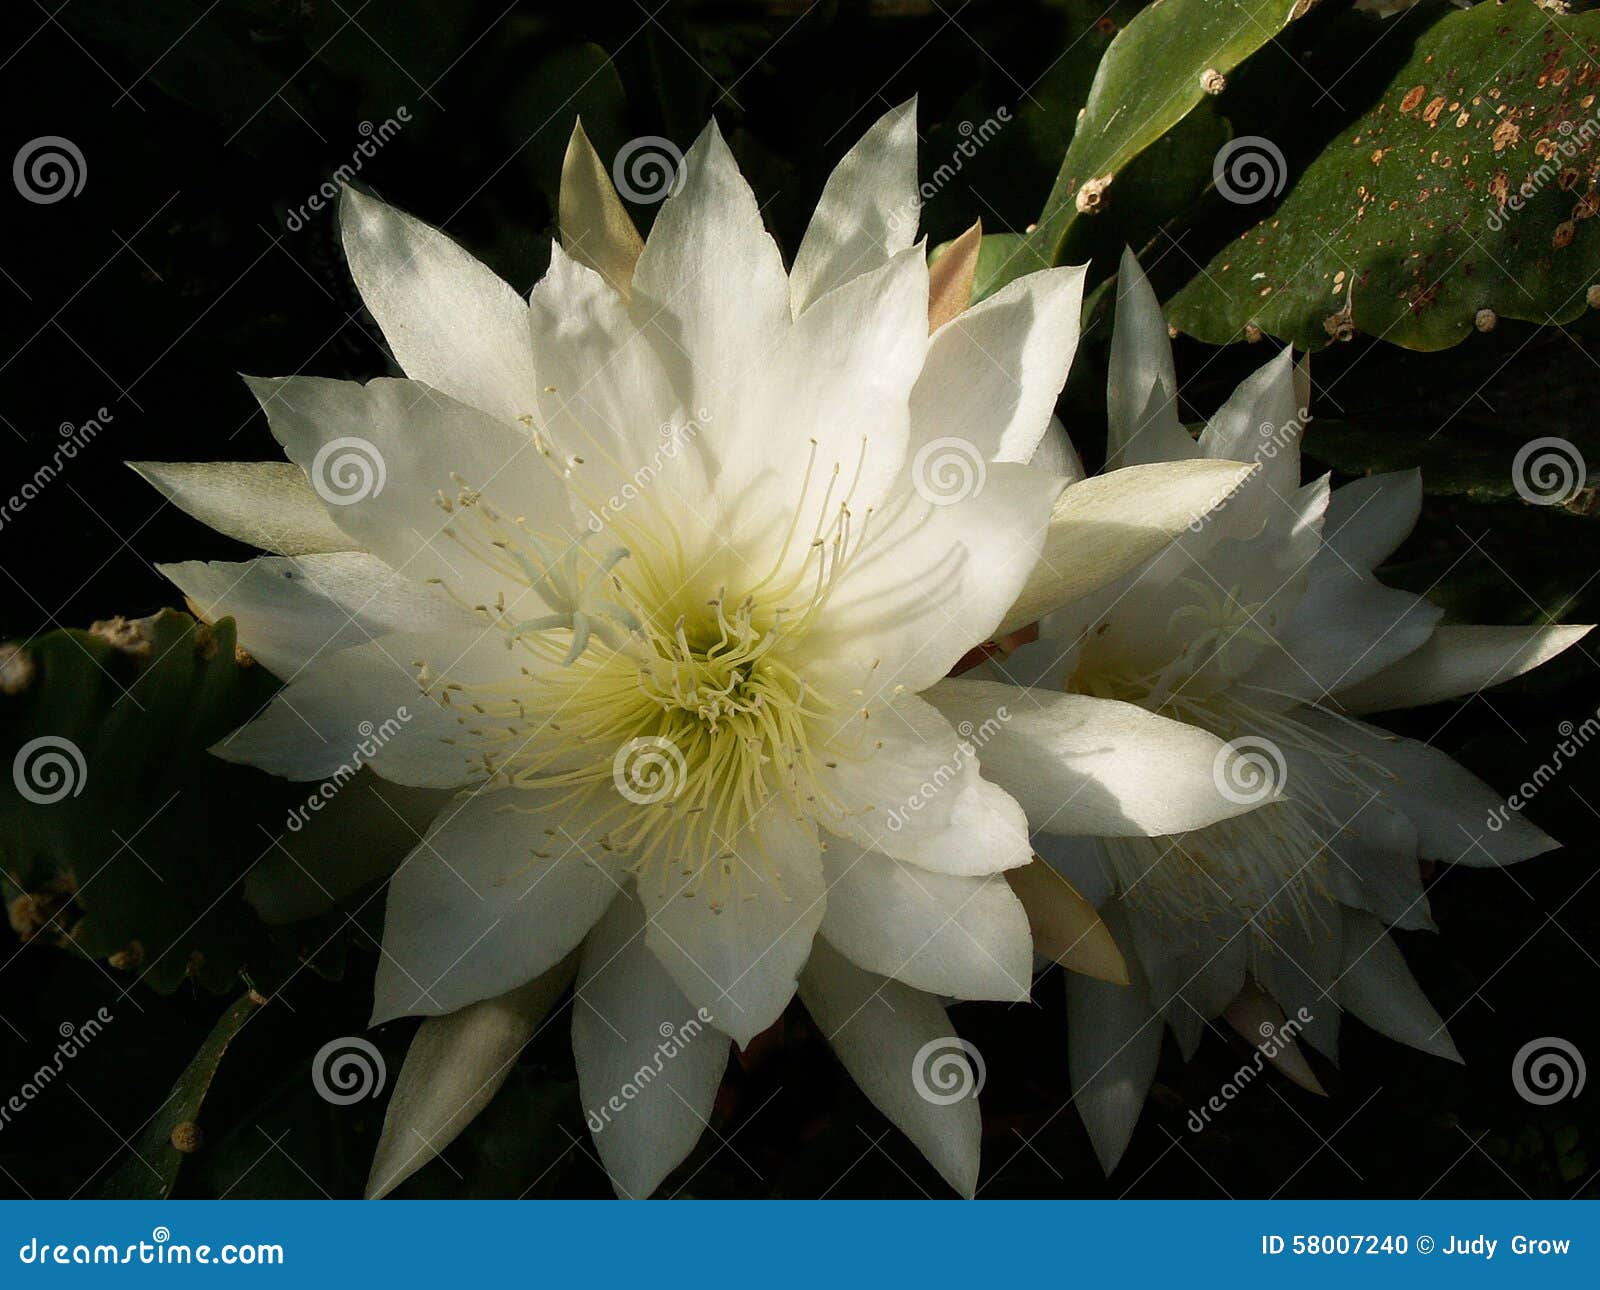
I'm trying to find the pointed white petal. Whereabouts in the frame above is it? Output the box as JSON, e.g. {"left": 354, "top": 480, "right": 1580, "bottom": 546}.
{"left": 799, "top": 938, "right": 981, "bottom": 1197}
{"left": 1337, "top": 912, "right": 1460, "bottom": 1062}
{"left": 637, "top": 808, "right": 824, "bottom": 1047}
{"left": 790, "top": 98, "right": 920, "bottom": 316}
{"left": 1222, "top": 986, "right": 1325, "bottom": 1095}
{"left": 130, "top": 461, "right": 355, "bottom": 555}
{"left": 1067, "top": 967, "right": 1162, "bottom": 1174}
{"left": 1105, "top": 248, "right": 1195, "bottom": 469}
{"left": 818, "top": 839, "right": 1032, "bottom": 1000}
{"left": 1332, "top": 624, "right": 1594, "bottom": 714}
{"left": 1319, "top": 470, "right": 1421, "bottom": 572}
{"left": 1197, "top": 347, "right": 1302, "bottom": 502}
{"left": 909, "top": 264, "right": 1087, "bottom": 465}
{"left": 366, "top": 957, "right": 576, "bottom": 1199}
{"left": 160, "top": 552, "right": 471, "bottom": 678}
{"left": 371, "top": 787, "right": 624, "bottom": 1023}
{"left": 340, "top": 187, "right": 538, "bottom": 424}
{"left": 573, "top": 892, "right": 732, "bottom": 1198}
{"left": 925, "top": 678, "right": 1264, "bottom": 837}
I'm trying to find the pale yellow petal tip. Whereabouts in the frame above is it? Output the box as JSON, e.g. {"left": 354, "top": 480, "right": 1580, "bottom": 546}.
{"left": 1007, "top": 859, "right": 1129, "bottom": 985}
{"left": 927, "top": 219, "right": 982, "bottom": 333}
{"left": 1223, "top": 986, "right": 1327, "bottom": 1096}
{"left": 560, "top": 117, "right": 644, "bottom": 299}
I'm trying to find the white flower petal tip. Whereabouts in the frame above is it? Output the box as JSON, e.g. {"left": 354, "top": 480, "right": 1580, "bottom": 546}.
{"left": 365, "top": 956, "right": 577, "bottom": 1200}
{"left": 1066, "top": 969, "right": 1161, "bottom": 1176}
{"left": 129, "top": 460, "right": 355, "bottom": 556}
{"left": 1333, "top": 623, "right": 1595, "bottom": 714}
{"left": 999, "top": 458, "right": 1255, "bottom": 635}
{"left": 1007, "top": 859, "right": 1128, "bottom": 985}
{"left": 1338, "top": 914, "right": 1463, "bottom": 1064}
{"left": 560, "top": 118, "right": 645, "bottom": 299}
{"left": 800, "top": 940, "right": 981, "bottom": 1197}
{"left": 1222, "top": 987, "right": 1326, "bottom": 1096}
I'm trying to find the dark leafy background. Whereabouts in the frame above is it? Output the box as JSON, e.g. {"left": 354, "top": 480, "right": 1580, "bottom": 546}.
{"left": 2, "top": 0, "right": 1598, "bottom": 1200}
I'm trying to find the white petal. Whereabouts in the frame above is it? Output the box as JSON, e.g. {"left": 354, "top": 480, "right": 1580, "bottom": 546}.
{"left": 371, "top": 787, "right": 624, "bottom": 1023}
{"left": 244, "top": 375, "right": 572, "bottom": 601}
{"left": 818, "top": 839, "right": 1032, "bottom": 1000}
{"left": 573, "top": 892, "right": 732, "bottom": 1198}
{"left": 1297, "top": 710, "right": 1557, "bottom": 867}
{"left": 909, "top": 264, "right": 1087, "bottom": 465}
{"left": 630, "top": 120, "right": 789, "bottom": 425}
{"left": 1337, "top": 911, "right": 1460, "bottom": 1062}
{"left": 1066, "top": 966, "right": 1162, "bottom": 1174}
{"left": 1105, "top": 248, "right": 1196, "bottom": 469}
{"left": 925, "top": 678, "right": 1263, "bottom": 837}
{"left": 1332, "top": 623, "right": 1593, "bottom": 714}
{"left": 812, "top": 692, "right": 1032, "bottom": 878}
{"left": 1197, "top": 347, "right": 1302, "bottom": 502}
{"left": 999, "top": 459, "right": 1253, "bottom": 636}
{"left": 799, "top": 938, "right": 981, "bottom": 1197}
{"left": 160, "top": 552, "right": 471, "bottom": 678}
{"left": 802, "top": 462, "right": 1061, "bottom": 699}
{"left": 130, "top": 461, "right": 355, "bottom": 555}
{"left": 1027, "top": 416, "right": 1085, "bottom": 483}
{"left": 637, "top": 808, "right": 824, "bottom": 1047}
{"left": 366, "top": 957, "right": 575, "bottom": 1199}
{"left": 559, "top": 119, "right": 644, "bottom": 299}
{"left": 1319, "top": 470, "right": 1421, "bottom": 572}
{"left": 212, "top": 628, "right": 514, "bottom": 786}
{"left": 340, "top": 187, "right": 538, "bottom": 424}
{"left": 789, "top": 98, "right": 920, "bottom": 316}
{"left": 1243, "top": 567, "right": 1443, "bottom": 702}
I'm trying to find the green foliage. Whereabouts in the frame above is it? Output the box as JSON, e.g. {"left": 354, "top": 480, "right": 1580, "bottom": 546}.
{"left": 1169, "top": 0, "right": 1600, "bottom": 349}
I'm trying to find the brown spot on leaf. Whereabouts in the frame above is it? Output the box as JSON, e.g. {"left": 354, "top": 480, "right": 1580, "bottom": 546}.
{"left": 1401, "top": 85, "right": 1427, "bottom": 114}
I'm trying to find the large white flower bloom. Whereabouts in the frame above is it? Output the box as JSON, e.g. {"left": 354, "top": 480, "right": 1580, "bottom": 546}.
{"left": 134, "top": 111, "right": 1253, "bottom": 1198}
{"left": 975, "top": 250, "right": 1592, "bottom": 1173}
